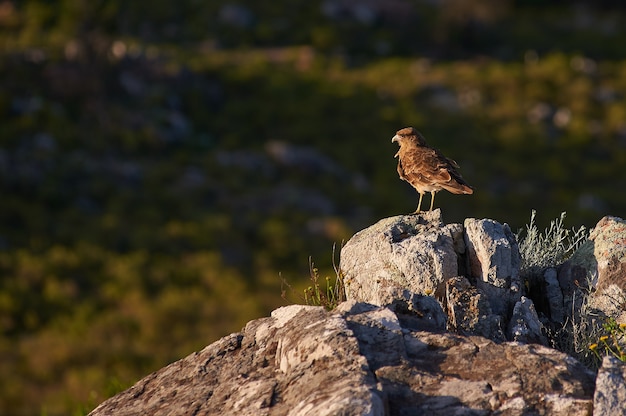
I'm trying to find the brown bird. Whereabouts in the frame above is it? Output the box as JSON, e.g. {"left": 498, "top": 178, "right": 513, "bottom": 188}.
{"left": 392, "top": 127, "right": 473, "bottom": 213}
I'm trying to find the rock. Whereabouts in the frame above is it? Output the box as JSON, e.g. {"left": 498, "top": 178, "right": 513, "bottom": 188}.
{"left": 386, "top": 330, "right": 594, "bottom": 415}
{"left": 588, "top": 285, "right": 626, "bottom": 324}
{"left": 557, "top": 241, "right": 593, "bottom": 315}
{"left": 507, "top": 296, "right": 548, "bottom": 345}
{"left": 559, "top": 215, "right": 626, "bottom": 323}
{"left": 588, "top": 216, "right": 626, "bottom": 292}
{"left": 340, "top": 209, "right": 464, "bottom": 305}
{"left": 342, "top": 303, "right": 407, "bottom": 370}
{"left": 445, "top": 276, "right": 505, "bottom": 342}
{"left": 593, "top": 356, "right": 626, "bottom": 416}
{"left": 464, "top": 218, "right": 522, "bottom": 318}
{"left": 340, "top": 287, "right": 448, "bottom": 332}
{"left": 390, "top": 293, "right": 448, "bottom": 332}
{"left": 545, "top": 267, "right": 565, "bottom": 323}
{"left": 90, "top": 302, "right": 596, "bottom": 416}
{"left": 557, "top": 250, "right": 591, "bottom": 323}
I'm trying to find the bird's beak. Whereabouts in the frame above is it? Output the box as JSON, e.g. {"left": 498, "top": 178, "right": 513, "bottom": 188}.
{"left": 391, "top": 135, "right": 399, "bottom": 143}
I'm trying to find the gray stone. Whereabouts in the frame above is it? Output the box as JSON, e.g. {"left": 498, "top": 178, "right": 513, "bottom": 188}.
{"left": 340, "top": 209, "right": 463, "bottom": 304}
{"left": 558, "top": 240, "right": 594, "bottom": 318}
{"left": 464, "top": 218, "right": 522, "bottom": 318}
{"left": 593, "top": 356, "right": 626, "bottom": 416}
{"left": 545, "top": 267, "right": 565, "bottom": 323}
{"left": 507, "top": 296, "right": 548, "bottom": 345}
{"left": 336, "top": 297, "right": 447, "bottom": 334}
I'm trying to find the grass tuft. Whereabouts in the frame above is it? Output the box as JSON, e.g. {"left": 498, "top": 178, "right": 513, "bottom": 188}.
{"left": 281, "top": 243, "right": 346, "bottom": 310}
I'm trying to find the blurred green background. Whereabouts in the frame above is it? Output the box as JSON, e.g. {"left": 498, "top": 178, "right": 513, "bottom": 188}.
{"left": 1, "top": 0, "right": 626, "bottom": 414}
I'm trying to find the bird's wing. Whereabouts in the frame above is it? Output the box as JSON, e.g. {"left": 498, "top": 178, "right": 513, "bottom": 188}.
{"left": 400, "top": 147, "right": 454, "bottom": 185}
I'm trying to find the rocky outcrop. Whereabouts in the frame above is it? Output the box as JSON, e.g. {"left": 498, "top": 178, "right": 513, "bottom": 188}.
{"left": 89, "top": 303, "right": 596, "bottom": 416}
{"left": 341, "top": 210, "right": 538, "bottom": 343}
{"left": 89, "top": 214, "right": 626, "bottom": 416}
{"left": 341, "top": 213, "right": 626, "bottom": 347}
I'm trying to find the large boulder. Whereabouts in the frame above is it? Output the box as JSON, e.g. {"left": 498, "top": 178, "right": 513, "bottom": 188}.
{"left": 89, "top": 302, "right": 596, "bottom": 416}
{"left": 340, "top": 209, "right": 464, "bottom": 305}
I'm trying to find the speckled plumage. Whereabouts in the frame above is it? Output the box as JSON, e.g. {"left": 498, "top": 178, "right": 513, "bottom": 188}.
{"left": 392, "top": 127, "right": 473, "bottom": 213}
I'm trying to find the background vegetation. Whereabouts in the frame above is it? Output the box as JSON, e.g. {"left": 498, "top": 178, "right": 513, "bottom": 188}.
{"left": 1, "top": 0, "right": 626, "bottom": 414}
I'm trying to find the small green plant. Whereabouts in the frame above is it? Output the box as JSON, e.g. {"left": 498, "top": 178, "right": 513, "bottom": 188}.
{"left": 589, "top": 317, "right": 626, "bottom": 362}
{"left": 517, "top": 210, "right": 588, "bottom": 279}
{"left": 281, "top": 243, "right": 346, "bottom": 310}
{"left": 302, "top": 258, "right": 346, "bottom": 309}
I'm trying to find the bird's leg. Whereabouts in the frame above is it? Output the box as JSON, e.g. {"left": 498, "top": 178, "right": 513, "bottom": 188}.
{"left": 429, "top": 191, "right": 436, "bottom": 211}
{"left": 413, "top": 193, "right": 424, "bottom": 214}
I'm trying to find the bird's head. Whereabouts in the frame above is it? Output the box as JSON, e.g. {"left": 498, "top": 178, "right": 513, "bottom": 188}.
{"left": 391, "top": 127, "right": 427, "bottom": 146}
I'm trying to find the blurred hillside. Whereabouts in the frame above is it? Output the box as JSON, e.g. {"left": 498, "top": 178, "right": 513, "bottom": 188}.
{"left": 1, "top": 0, "right": 626, "bottom": 414}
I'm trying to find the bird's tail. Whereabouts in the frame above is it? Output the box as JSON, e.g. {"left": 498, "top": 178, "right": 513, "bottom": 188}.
{"left": 444, "top": 183, "right": 474, "bottom": 195}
